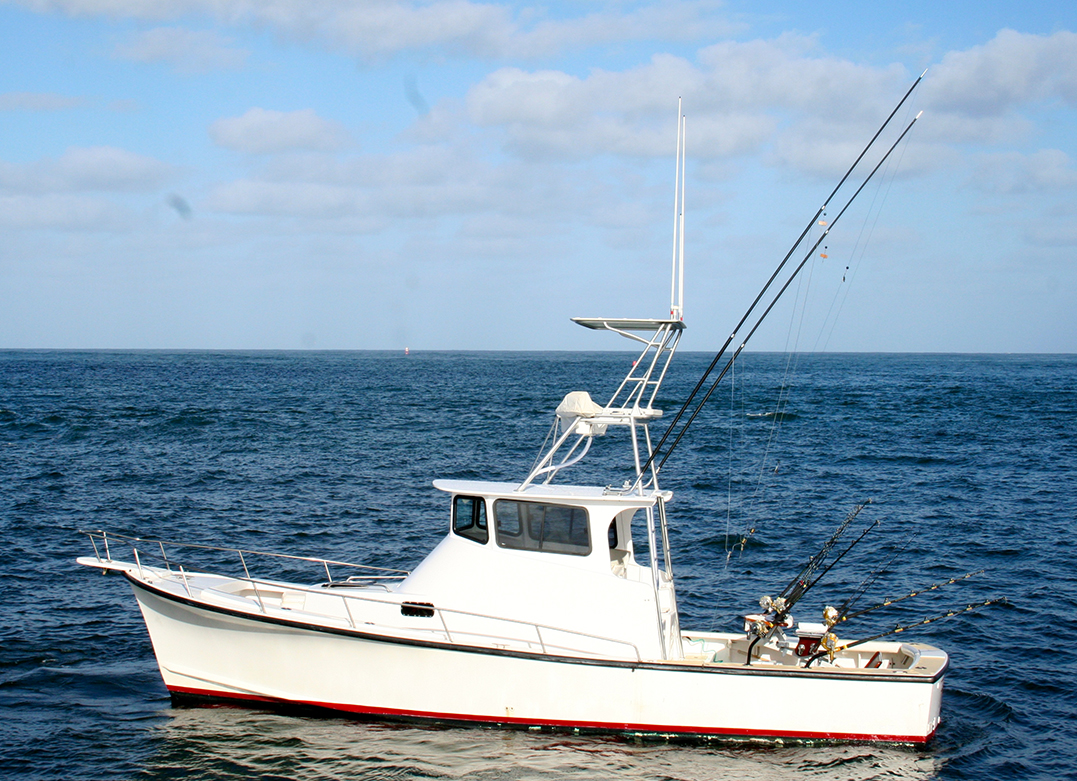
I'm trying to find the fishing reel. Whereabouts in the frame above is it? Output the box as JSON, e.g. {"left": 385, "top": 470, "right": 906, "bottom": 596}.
{"left": 743, "top": 595, "right": 794, "bottom": 642}
{"left": 794, "top": 606, "right": 842, "bottom": 658}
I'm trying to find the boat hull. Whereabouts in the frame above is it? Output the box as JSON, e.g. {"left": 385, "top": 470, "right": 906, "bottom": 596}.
{"left": 129, "top": 575, "right": 944, "bottom": 743}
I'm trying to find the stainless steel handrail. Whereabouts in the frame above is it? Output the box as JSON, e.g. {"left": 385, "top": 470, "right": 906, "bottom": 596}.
{"left": 79, "top": 529, "right": 410, "bottom": 579}
{"left": 81, "top": 529, "right": 641, "bottom": 661}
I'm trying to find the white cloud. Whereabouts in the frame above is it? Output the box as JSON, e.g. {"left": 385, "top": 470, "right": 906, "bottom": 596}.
{"left": 466, "top": 63, "right": 727, "bottom": 160}
{"left": 113, "top": 27, "right": 249, "bottom": 72}
{"left": 0, "top": 146, "right": 174, "bottom": 194}
{"left": 515, "top": 2, "right": 741, "bottom": 56}
{"left": 312, "top": 0, "right": 516, "bottom": 58}
{"left": 14, "top": 0, "right": 735, "bottom": 58}
{"left": 925, "top": 29, "right": 1077, "bottom": 117}
{"left": 916, "top": 29, "right": 1077, "bottom": 146}
{"left": 0, "top": 194, "right": 132, "bottom": 230}
{"left": 209, "top": 108, "right": 349, "bottom": 154}
{"left": 967, "top": 149, "right": 1077, "bottom": 195}
{"left": 200, "top": 140, "right": 614, "bottom": 245}
{"left": 207, "top": 179, "right": 364, "bottom": 219}
{"left": 0, "top": 91, "right": 85, "bottom": 110}
{"left": 322, "top": 0, "right": 738, "bottom": 59}
{"left": 1024, "top": 222, "right": 1077, "bottom": 247}
{"left": 12, "top": 0, "right": 194, "bottom": 20}
{"left": 693, "top": 36, "right": 898, "bottom": 116}
{"left": 460, "top": 32, "right": 1077, "bottom": 183}
{"left": 204, "top": 145, "right": 495, "bottom": 221}
{"left": 465, "top": 41, "right": 909, "bottom": 169}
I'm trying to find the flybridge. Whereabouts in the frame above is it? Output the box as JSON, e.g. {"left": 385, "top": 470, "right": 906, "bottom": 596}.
{"left": 520, "top": 317, "right": 685, "bottom": 491}
{"left": 521, "top": 100, "right": 689, "bottom": 494}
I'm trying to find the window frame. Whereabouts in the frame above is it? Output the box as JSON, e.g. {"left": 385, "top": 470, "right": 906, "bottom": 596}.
{"left": 493, "top": 499, "right": 591, "bottom": 556}
{"left": 452, "top": 495, "right": 488, "bottom": 544}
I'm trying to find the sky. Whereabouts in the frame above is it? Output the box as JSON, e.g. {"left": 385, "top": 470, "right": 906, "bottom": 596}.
{"left": 1, "top": 1, "right": 1075, "bottom": 352}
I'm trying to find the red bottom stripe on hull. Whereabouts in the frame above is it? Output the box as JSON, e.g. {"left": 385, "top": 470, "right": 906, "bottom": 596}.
{"left": 166, "top": 685, "right": 935, "bottom": 744}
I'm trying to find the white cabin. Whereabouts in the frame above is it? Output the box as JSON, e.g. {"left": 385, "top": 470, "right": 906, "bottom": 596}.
{"left": 394, "top": 479, "right": 681, "bottom": 661}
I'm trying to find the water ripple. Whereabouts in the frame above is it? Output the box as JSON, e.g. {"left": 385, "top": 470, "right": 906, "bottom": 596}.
{"left": 1, "top": 351, "right": 1075, "bottom": 780}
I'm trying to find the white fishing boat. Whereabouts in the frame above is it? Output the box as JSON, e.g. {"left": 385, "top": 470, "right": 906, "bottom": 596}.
{"left": 79, "top": 85, "right": 955, "bottom": 744}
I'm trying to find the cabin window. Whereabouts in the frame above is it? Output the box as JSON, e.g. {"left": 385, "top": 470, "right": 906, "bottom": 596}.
{"left": 452, "top": 495, "right": 488, "bottom": 544}
{"left": 493, "top": 500, "right": 591, "bottom": 556}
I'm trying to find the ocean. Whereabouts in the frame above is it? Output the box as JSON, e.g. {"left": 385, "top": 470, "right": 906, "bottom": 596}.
{"left": 1, "top": 349, "right": 1074, "bottom": 780}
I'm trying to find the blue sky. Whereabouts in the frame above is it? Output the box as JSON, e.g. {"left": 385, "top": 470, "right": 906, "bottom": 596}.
{"left": 1, "top": 1, "right": 1075, "bottom": 351}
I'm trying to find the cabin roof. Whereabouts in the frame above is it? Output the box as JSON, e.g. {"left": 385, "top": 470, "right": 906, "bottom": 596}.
{"left": 571, "top": 317, "right": 686, "bottom": 331}
{"left": 432, "top": 479, "right": 660, "bottom": 507}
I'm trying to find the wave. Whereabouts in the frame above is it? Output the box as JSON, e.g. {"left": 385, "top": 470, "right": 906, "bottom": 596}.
{"left": 746, "top": 411, "right": 799, "bottom": 422}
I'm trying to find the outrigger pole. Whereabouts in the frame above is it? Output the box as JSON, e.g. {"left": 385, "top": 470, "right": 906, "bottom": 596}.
{"left": 630, "top": 70, "right": 927, "bottom": 490}
{"left": 671, "top": 99, "right": 686, "bottom": 321}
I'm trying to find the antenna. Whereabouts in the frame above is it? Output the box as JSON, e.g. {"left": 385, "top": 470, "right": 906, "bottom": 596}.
{"left": 670, "top": 100, "right": 685, "bottom": 321}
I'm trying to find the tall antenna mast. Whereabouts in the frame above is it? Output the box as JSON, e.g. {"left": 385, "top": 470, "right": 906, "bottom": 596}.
{"left": 670, "top": 99, "right": 686, "bottom": 321}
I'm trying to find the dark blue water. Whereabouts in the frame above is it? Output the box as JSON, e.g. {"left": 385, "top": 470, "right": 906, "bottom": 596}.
{"left": 2, "top": 350, "right": 1074, "bottom": 780}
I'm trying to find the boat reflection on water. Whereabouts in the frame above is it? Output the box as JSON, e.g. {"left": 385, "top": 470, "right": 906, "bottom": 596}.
{"left": 146, "top": 707, "right": 943, "bottom": 781}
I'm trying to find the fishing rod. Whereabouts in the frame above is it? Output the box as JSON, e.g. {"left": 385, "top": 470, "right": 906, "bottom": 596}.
{"left": 629, "top": 71, "right": 927, "bottom": 491}
{"left": 786, "top": 519, "right": 880, "bottom": 612}
{"left": 770, "top": 517, "right": 878, "bottom": 622}
{"left": 647, "top": 111, "right": 923, "bottom": 484}
{"left": 797, "top": 568, "right": 981, "bottom": 661}
{"left": 775, "top": 499, "right": 865, "bottom": 603}
{"left": 831, "top": 570, "right": 985, "bottom": 626}
{"left": 830, "top": 532, "right": 915, "bottom": 620}
{"left": 804, "top": 598, "right": 1007, "bottom": 667}
{"left": 745, "top": 504, "right": 875, "bottom": 664}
